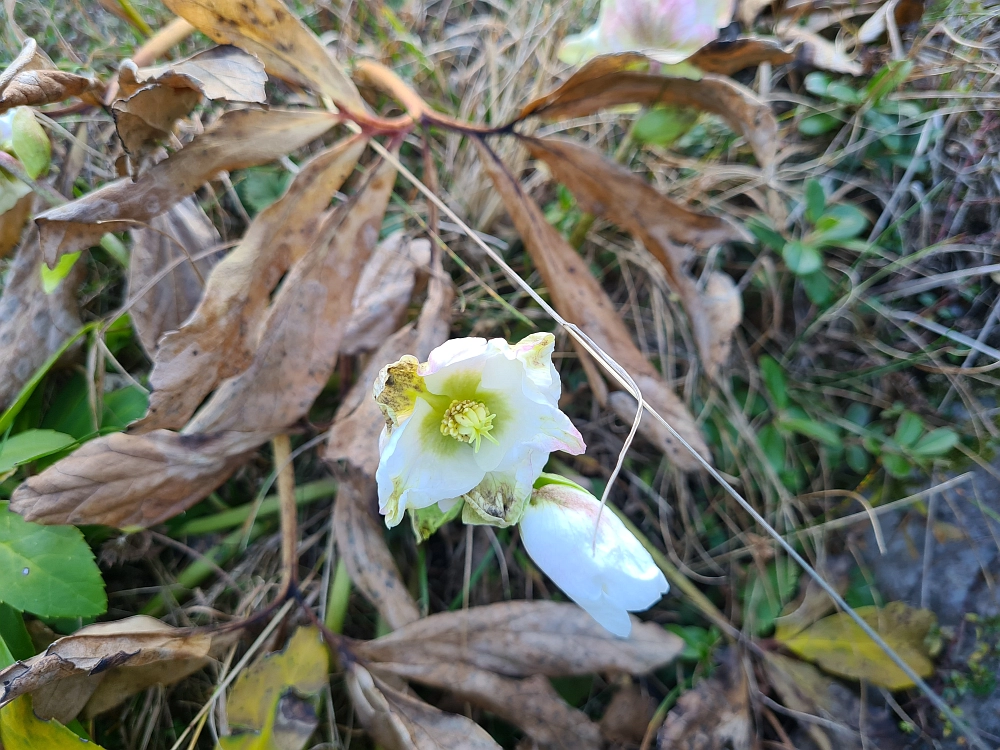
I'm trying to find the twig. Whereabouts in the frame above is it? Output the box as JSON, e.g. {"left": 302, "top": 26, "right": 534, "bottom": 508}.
{"left": 272, "top": 434, "right": 298, "bottom": 594}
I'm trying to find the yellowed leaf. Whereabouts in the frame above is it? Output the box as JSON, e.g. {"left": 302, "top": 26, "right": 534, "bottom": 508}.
{"left": 0, "top": 695, "right": 107, "bottom": 749}
{"left": 778, "top": 602, "right": 935, "bottom": 690}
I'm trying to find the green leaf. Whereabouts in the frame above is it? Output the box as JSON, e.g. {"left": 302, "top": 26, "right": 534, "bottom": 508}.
{"left": 911, "top": 428, "right": 958, "bottom": 458}
{"left": 882, "top": 452, "right": 912, "bottom": 478}
{"left": 744, "top": 560, "right": 800, "bottom": 636}
{"left": 826, "top": 83, "right": 862, "bottom": 105}
{"left": 40, "top": 251, "right": 81, "bottom": 294}
{"left": 894, "top": 411, "right": 924, "bottom": 448}
{"left": 804, "top": 180, "right": 825, "bottom": 225}
{"left": 0, "top": 430, "right": 76, "bottom": 474}
{"left": 632, "top": 105, "right": 699, "bottom": 147}
{"left": 777, "top": 602, "right": 935, "bottom": 691}
{"left": 0, "top": 502, "right": 106, "bottom": 618}
{"left": 234, "top": 166, "right": 292, "bottom": 215}
{"left": 780, "top": 417, "right": 842, "bottom": 449}
{"left": 782, "top": 240, "right": 822, "bottom": 275}
{"left": 803, "top": 72, "right": 831, "bottom": 96}
{"left": 0, "top": 633, "right": 12, "bottom": 670}
{"left": 747, "top": 217, "right": 786, "bottom": 251}
{"left": 0, "top": 694, "right": 106, "bottom": 749}
{"left": 0, "top": 171, "right": 32, "bottom": 214}
{"left": 758, "top": 356, "right": 789, "bottom": 410}
{"left": 845, "top": 403, "right": 870, "bottom": 427}
{"left": 758, "top": 424, "right": 786, "bottom": 472}
{"left": 101, "top": 387, "right": 149, "bottom": 430}
{"left": 798, "top": 113, "right": 841, "bottom": 136}
{"left": 865, "top": 61, "right": 913, "bottom": 106}
{"left": 664, "top": 624, "right": 719, "bottom": 662}
{"left": 409, "top": 499, "right": 463, "bottom": 541}
{"left": 812, "top": 205, "right": 868, "bottom": 244}
{"left": 800, "top": 270, "right": 833, "bottom": 306}
{"left": 9, "top": 108, "right": 50, "bottom": 179}
{"left": 846, "top": 444, "right": 871, "bottom": 474}
{"left": 0, "top": 604, "right": 34, "bottom": 661}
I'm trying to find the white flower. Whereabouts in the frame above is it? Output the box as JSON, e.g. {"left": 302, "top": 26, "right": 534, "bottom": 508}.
{"left": 558, "top": 0, "right": 734, "bottom": 66}
{"left": 519, "top": 476, "right": 668, "bottom": 637}
{"left": 374, "top": 333, "right": 586, "bottom": 528}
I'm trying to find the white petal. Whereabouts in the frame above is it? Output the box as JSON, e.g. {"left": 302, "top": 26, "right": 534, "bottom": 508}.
{"left": 376, "top": 399, "right": 485, "bottom": 526}
{"left": 575, "top": 592, "right": 635, "bottom": 638}
{"left": 421, "top": 337, "right": 489, "bottom": 387}
{"left": 520, "top": 497, "right": 604, "bottom": 604}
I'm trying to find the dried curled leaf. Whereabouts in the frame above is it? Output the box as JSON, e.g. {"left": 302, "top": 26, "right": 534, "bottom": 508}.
{"left": 120, "top": 45, "right": 267, "bottom": 102}
{"left": 163, "top": 0, "right": 364, "bottom": 111}
{"left": 0, "top": 192, "right": 33, "bottom": 260}
{"left": 138, "top": 137, "right": 366, "bottom": 432}
{"left": 777, "top": 602, "right": 935, "bottom": 690}
{"left": 333, "top": 469, "right": 421, "bottom": 630}
{"left": 353, "top": 600, "right": 684, "bottom": 677}
{"left": 475, "top": 139, "right": 710, "bottom": 469}
{"left": 347, "top": 662, "right": 502, "bottom": 750}
{"left": 688, "top": 37, "right": 795, "bottom": 75}
{"left": 521, "top": 136, "right": 745, "bottom": 379}
{"left": 35, "top": 108, "right": 339, "bottom": 266}
{"left": 112, "top": 85, "right": 202, "bottom": 158}
{"left": 127, "top": 195, "right": 224, "bottom": 358}
{"left": 517, "top": 54, "right": 778, "bottom": 167}
{"left": 0, "top": 70, "right": 97, "bottom": 113}
{"left": 0, "top": 616, "right": 225, "bottom": 724}
{"left": 777, "top": 25, "right": 863, "bottom": 75}
{"left": 0, "top": 231, "right": 83, "bottom": 412}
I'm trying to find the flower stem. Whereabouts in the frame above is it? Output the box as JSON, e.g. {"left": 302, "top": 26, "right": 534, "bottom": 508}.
{"left": 273, "top": 434, "right": 298, "bottom": 594}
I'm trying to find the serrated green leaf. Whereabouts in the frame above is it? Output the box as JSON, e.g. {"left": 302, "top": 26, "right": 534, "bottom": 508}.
{"left": 0, "top": 430, "right": 76, "bottom": 474}
{"left": 0, "top": 694, "right": 105, "bottom": 749}
{"left": 894, "top": 411, "right": 924, "bottom": 448}
{"left": 0, "top": 502, "right": 106, "bottom": 618}
{"left": 804, "top": 180, "right": 825, "bottom": 225}
{"left": 759, "top": 356, "right": 789, "bottom": 410}
{"left": 911, "top": 428, "right": 958, "bottom": 458}
{"left": 782, "top": 240, "right": 822, "bottom": 275}
{"left": 9, "top": 108, "right": 50, "bottom": 180}
{"left": 780, "top": 417, "right": 842, "bottom": 449}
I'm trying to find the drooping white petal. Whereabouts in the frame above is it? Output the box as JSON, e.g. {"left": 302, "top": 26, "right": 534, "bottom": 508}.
{"left": 520, "top": 480, "right": 668, "bottom": 637}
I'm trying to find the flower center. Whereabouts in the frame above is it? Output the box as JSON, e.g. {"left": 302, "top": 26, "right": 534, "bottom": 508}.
{"left": 440, "top": 399, "right": 499, "bottom": 452}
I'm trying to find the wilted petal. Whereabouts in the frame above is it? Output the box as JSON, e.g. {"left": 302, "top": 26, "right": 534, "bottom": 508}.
{"left": 520, "top": 477, "right": 668, "bottom": 637}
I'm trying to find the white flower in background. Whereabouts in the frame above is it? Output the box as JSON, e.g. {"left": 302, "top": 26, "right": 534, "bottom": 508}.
{"left": 558, "top": 0, "right": 735, "bottom": 66}
{"left": 374, "top": 333, "right": 586, "bottom": 528}
{"left": 520, "top": 476, "right": 668, "bottom": 637}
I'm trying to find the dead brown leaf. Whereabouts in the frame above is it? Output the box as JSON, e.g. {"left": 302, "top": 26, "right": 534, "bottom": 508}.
{"left": 137, "top": 136, "right": 366, "bottom": 432}
{"left": 0, "top": 230, "right": 83, "bottom": 412}
{"left": 0, "top": 615, "right": 229, "bottom": 724}
{"left": 163, "top": 0, "right": 364, "bottom": 111}
{"left": 111, "top": 84, "right": 202, "bottom": 158}
{"left": 127, "top": 195, "right": 224, "bottom": 358}
{"left": 35, "top": 108, "right": 339, "bottom": 266}
{"left": 0, "top": 70, "right": 97, "bottom": 113}
{"left": 333, "top": 468, "right": 421, "bottom": 631}
{"left": 474, "top": 139, "right": 710, "bottom": 469}
{"left": 599, "top": 683, "right": 656, "bottom": 745}
{"left": 341, "top": 232, "right": 432, "bottom": 356}
{"left": 516, "top": 55, "right": 778, "bottom": 167}
{"left": 9, "top": 429, "right": 265, "bottom": 528}
{"left": 777, "top": 25, "right": 863, "bottom": 75}
{"left": 0, "top": 192, "right": 33, "bottom": 259}
{"left": 327, "top": 247, "right": 453, "bottom": 476}
{"left": 688, "top": 37, "right": 795, "bottom": 75}
{"left": 521, "top": 135, "right": 744, "bottom": 380}
{"left": 354, "top": 600, "right": 684, "bottom": 677}
{"left": 657, "top": 651, "right": 752, "bottom": 750}
{"left": 374, "top": 663, "right": 601, "bottom": 750}
{"left": 347, "top": 662, "right": 502, "bottom": 750}
{"left": 120, "top": 45, "right": 267, "bottom": 102}
{"left": 12, "top": 148, "right": 397, "bottom": 528}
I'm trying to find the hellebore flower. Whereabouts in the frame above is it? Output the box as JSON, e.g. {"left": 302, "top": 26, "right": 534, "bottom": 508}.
{"left": 374, "top": 333, "right": 586, "bottom": 528}
{"left": 520, "top": 476, "right": 669, "bottom": 637}
{"left": 558, "top": 0, "right": 735, "bottom": 66}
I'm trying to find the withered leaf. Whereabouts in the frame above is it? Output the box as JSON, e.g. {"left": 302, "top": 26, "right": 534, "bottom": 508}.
{"left": 777, "top": 25, "right": 863, "bottom": 75}
{"left": 657, "top": 650, "right": 752, "bottom": 750}
{"left": 0, "top": 70, "right": 97, "bottom": 114}
{"left": 688, "top": 37, "right": 795, "bottom": 75}
{"left": 121, "top": 45, "right": 267, "bottom": 102}
{"left": 327, "top": 252, "right": 452, "bottom": 476}
{"left": 372, "top": 663, "right": 601, "bottom": 750}
{"left": 475, "top": 139, "right": 710, "bottom": 469}
{"left": 0, "top": 615, "right": 226, "bottom": 724}
{"left": 333, "top": 469, "right": 421, "bottom": 631}
{"left": 138, "top": 136, "right": 366, "bottom": 432}
{"left": 0, "top": 192, "right": 33, "bottom": 259}
{"left": 13, "top": 148, "right": 397, "bottom": 529}
{"left": 163, "top": 0, "right": 364, "bottom": 111}
{"left": 111, "top": 84, "right": 202, "bottom": 158}
{"left": 341, "top": 232, "right": 432, "bottom": 356}
{"left": 183, "top": 152, "right": 398, "bottom": 434}
{"left": 35, "top": 108, "right": 339, "bottom": 266}
{"left": 521, "top": 135, "right": 745, "bottom": 379}
{"left": 516, "top": 55, "right": 778, "bottom": 167}
{"left": 9, "top": 429, "right": 265, "bottom": 528}
{"left": 0, "top": 231, "right": 83, "bottom": 412}
{"left": 599, "top": 683, "right": 657, "bottom": 745}
{"left": 127, "top": 195, "right": 223, "bottom": 358}
{"left": 347, "top": 663, "right": 502, "bottom": 750}
{"left": 354, "top": 600, "right": 684, "bottom": 677}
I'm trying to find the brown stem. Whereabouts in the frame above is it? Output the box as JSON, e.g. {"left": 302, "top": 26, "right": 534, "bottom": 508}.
{"left": 272, "top": 434, "right": 298, "bottom": 594}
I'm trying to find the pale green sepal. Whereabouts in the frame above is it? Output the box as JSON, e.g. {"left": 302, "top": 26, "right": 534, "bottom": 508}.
{"left": 410, "top": 501, "right": 463, "bottom": 542}
{"left": 462, "top": 481, "right": 529, "bottom": 528}
{"left": 533, "top": 471, "right": 591, "bottom": 494}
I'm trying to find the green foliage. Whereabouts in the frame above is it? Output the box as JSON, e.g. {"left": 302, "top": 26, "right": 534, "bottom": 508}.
{"left": 0, "top": 502, "right": 106, "bottom": 618}
{"left": 9, "top": 107, "right": 51, "bottom": 179}
{"left": 742, "top": 560, "right": 800, "bottom": 636}
{"left": 633, "top": 106, "right": 700, "bottom": 147}
{"left": 234, "top": 165, "right": 292, "bottom": 215}
{"left": 0, "top": 430, "right": 76, "bottom": 475}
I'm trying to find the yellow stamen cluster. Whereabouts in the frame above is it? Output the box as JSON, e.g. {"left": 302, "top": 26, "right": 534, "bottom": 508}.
{"left": 440, "top": 399, "right": 498, "bottom": 452}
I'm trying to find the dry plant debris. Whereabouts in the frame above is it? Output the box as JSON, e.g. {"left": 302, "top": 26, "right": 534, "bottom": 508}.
{"left": 0, "top": 0, "right": 997, "bottom": 745}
